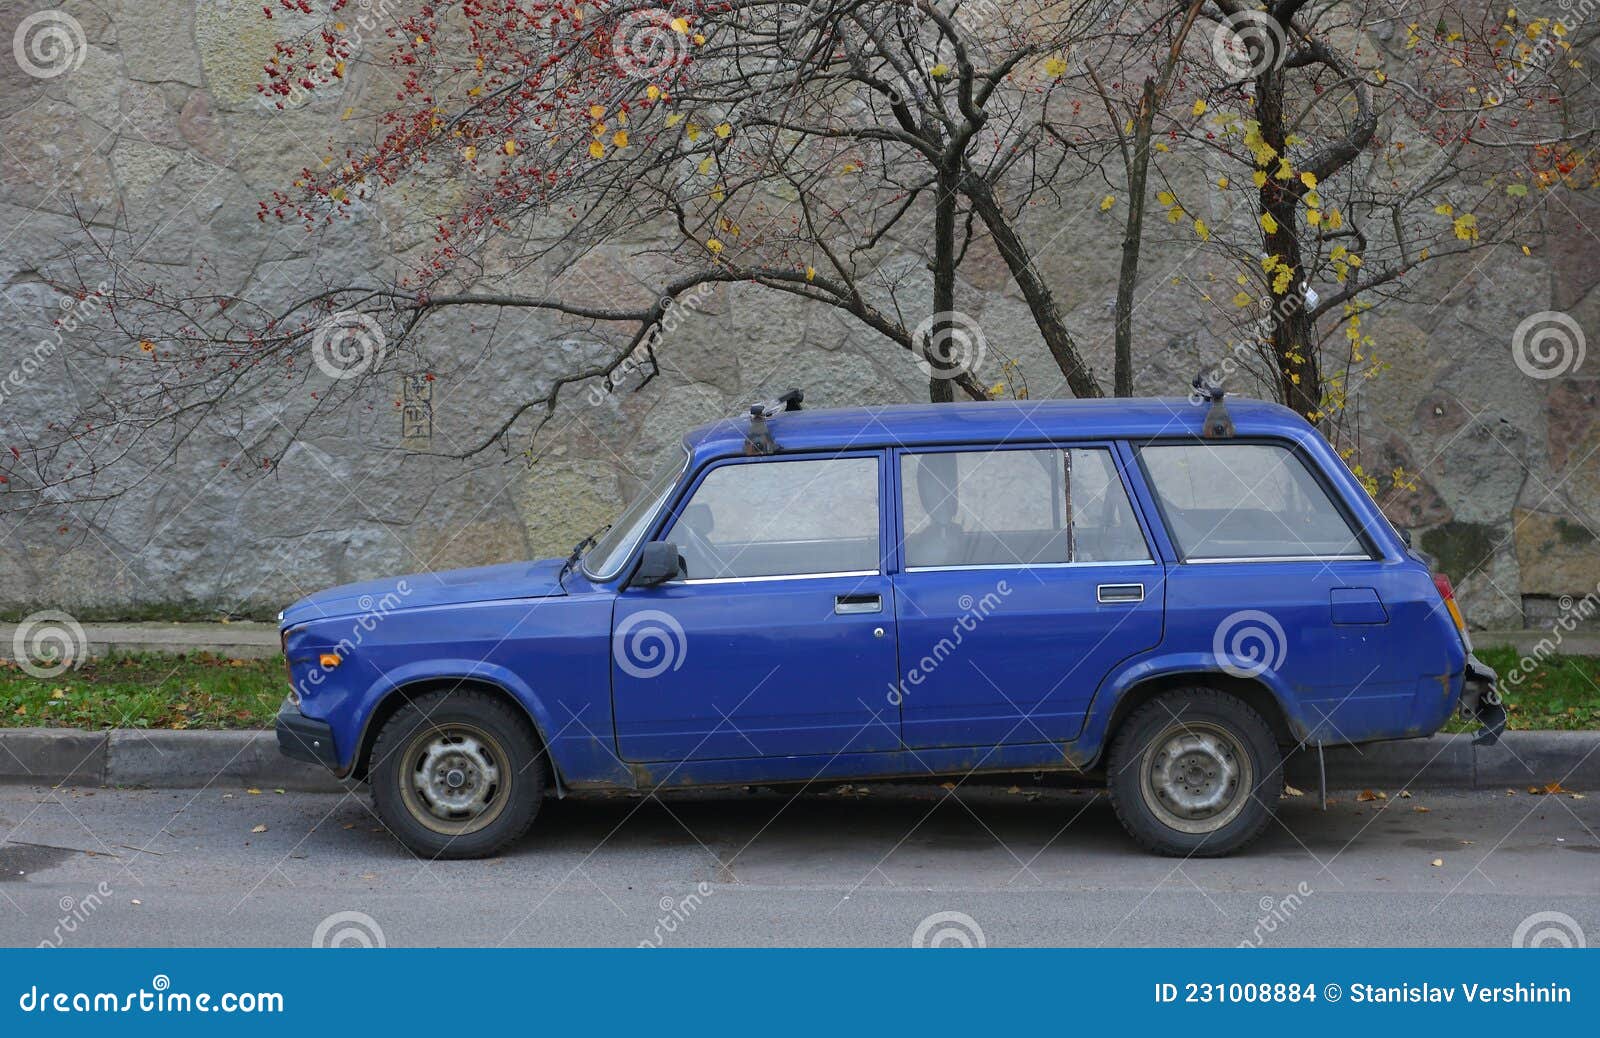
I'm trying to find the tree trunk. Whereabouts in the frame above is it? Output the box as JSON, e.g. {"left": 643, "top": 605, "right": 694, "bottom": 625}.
{"left": 964, "top": 177, "right": 1103, "bottom": 399}
{"left": 1113, "top": 77, "right": 1159, "bottom": 398}
{"left": 928, "top": 170, "right": 959, "bottom": 404}
{"left": 1257, "top": 65, "right": 1323, "bottom": 420}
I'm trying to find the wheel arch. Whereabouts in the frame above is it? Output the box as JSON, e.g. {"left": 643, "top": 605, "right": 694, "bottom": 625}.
{"left": 352, "top": 676, "right": 561, "bottom": 793}
{"left": 1104, "top": 671, "right": 1299, "bottom": 751}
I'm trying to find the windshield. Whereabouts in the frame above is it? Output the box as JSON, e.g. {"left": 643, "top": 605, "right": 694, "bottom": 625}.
{"left": 582, "top": 448, "right": 690, "bottom": 580}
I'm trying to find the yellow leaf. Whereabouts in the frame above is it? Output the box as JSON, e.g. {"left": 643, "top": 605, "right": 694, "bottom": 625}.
{"left": 1252, "top": 170, "right": 1268, "bottom": 188}
{"left": 1274, "top": 158, "right": 1293, "bottom": 180}
{"left": 714, "top": 122, "right": 732, "bottom": 139}
{"left": 1217, "top": 176, "right": 1229, "bottom": 189}
{"left": 697, "top": 156, "right": 714, "bottom": 174}
{"left": 706, "top": 238, "right": 723, "bottom": 254}
{"left": 710, "top": 185, "right": 725, "bottom": 202}
{"left": 646, "top": 85, "right": 661, "bottom": 101}
{"left": 1326, "top": 209, "right": 1344, "bottom": 230}
{"left": 1156, "top": 190, "right": 1176, "bottom": 206}
{"left": 1044, "top": 56, "right": 1069, "bottom": 77}
{"left": 1260, "top": 212, "right": 1279, "bottom": 234}
{"left": 930, "top": 63, "right": 950, "bottom": 78}
{"left": 1434, "top": 202, "right": 1454, "bottom": 216}
{"left": 462, "top": 145, "right": 477, "bottom": 161}
{"left": 1307, "top": 210, "right": 1321, "bottom": 225}
{"left": 666, "top": 113, "right": 684, "bottom": 128}
{"left": 1521, "top": 244, "right": 1531, "bottom": 256}
{"left": 588, "top": 141, "right": 605, "bottom": 159}
{"left": 1191, "top": 98, "right": 1208, "bottom": 116}
{"left": 1099, "top": 194, "right": 1116, "bottom": 211}
{"left": 670, "top": 17, "right": 690, "bottom": 34}
{"left": 612, "top": 130, "right": 629, "bottom": 148}
{"left": 1233, "top": 291, "right": 1254, "bottom": 308}
{"left": 1194, "top": 217, "right": 1210, "bottom": 241}
{"left": 589, "top": 104, "right": 605, "bottom": 120}
{"left": 685, "top": 122, "right": 701, "bottom": 141}
{"left": 1453, "top": 213, "right": 1479, "bottom": 241}
{"left": 805, "top": 266, "right": 816, "bottom": 281}
{"left": 503, "top": 139, "right": 518, "bottom": 156}
{"left": 1300, "top": 171, "right": 1318, "bottom": 189}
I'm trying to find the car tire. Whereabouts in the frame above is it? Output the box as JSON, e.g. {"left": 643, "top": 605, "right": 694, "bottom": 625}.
{"left": 1105, "top": 687, "right": 1281, "bottom": 857}
{"left": 369, "top": 688, "right": 546, "bottom": 860}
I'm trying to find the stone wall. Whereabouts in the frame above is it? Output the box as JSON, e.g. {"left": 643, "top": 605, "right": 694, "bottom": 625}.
{"left": 1, "top": 1, "right": 1595, "bottom": 630}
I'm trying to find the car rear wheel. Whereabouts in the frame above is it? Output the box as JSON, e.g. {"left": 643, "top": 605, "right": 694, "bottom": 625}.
{"left": 1106, "top": 687, "right": 1281, "bottom": 857}
{"left": 369, "top": 688, "right": 545, "bottom": 860}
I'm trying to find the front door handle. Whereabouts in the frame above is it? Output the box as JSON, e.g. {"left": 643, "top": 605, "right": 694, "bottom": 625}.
{"left": 834, "top": 593, "right": 882, "bottom": 615}
{"left": 1097, "top": 583, "right": 1145, "bottom": 604}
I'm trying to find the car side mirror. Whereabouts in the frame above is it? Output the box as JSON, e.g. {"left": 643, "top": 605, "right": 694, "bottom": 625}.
{"left": 630, "top": 541, "right": 684, "bottom": 587}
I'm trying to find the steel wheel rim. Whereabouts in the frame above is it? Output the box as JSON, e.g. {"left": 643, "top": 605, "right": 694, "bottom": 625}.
{"left": 1139, "top": 721, "right": 1252, "bottom": 835}
{"left": 397, "top": 723, "right": 511, "bottom": 836}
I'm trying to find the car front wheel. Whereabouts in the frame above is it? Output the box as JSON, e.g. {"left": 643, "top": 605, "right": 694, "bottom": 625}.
{"left": 1106, "top": 687, "right": 1281, "bottom": 857}
{"left": 369, "top": 688, "right": 545, "bottom": 859}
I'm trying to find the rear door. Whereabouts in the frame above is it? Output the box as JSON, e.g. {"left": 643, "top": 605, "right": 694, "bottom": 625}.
{"left": 890, "top": 444, "right": 1164, "bottom": 749}
{"left": 611, "top": 452, "right": 904, "bottom": 762}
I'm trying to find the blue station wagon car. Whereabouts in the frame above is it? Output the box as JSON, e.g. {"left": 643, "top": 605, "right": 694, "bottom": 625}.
{"left": 276, "top": 392, "right": 1501, "bottom": 858}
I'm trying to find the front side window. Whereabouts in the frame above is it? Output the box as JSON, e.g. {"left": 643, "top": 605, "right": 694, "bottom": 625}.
{"left": 1139, "top": 442, "right": 1368, "bottom": 560}
{"left": 668, "top": 456, "right": 880, "bottom": 579}
{"left": 900, "top": 447, "right": 1150, "bottom": 568}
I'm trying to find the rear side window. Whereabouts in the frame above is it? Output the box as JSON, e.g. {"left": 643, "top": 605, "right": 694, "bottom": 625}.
{"left": 669, "top": 456, "right": 879, "bottom": 579}
{"left": 1139, "top": 443, "right": 1368, "bottom": 561}
{"left": 901, "top": 447, "right": 1150, "bottom": 568}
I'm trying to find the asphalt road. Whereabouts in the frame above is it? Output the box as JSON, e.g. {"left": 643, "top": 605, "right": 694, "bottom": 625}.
{"left": 0, "top": 784, "right": 1595, "bottom": 948}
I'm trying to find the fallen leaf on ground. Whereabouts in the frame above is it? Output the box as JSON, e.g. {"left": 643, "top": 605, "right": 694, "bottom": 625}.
{"left": 939, "top": 782, "right": 956, "bottom": 790}
{"left": 1283, "top": 785, "right": 1304, "bottom": 797}
{"left": 1356, "top": 790, "right": 1387, "bottom": 802}
{"left": 1007, "top": 785, "right": 1022, "bottom": 794}
{"left": 246, "top": 788, "right": 262, "bottom": 795}
{"left": 130, "top": 899, "right": 142, "bottom": 906}
{"left": 1398, "top": 790, "right": 1413, "bottom": 798}
{"left": 1412, "top": 806, "right": 1431, "bottom": 813}
{"left": 250, "top": 824, "right": 267, "bottom": 834}
{"left": 1430, "top": 858, "right": 1443, "bottom": 867}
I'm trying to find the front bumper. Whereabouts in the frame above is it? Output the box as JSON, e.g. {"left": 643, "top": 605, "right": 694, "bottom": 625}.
{"left": 275, "top": 697, "right": 341, "bottom": 770}
{"left": 1458, "top": 653, "right": 1507, "bottom": 746}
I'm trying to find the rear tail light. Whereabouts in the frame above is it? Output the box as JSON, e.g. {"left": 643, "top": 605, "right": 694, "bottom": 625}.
{"left": 1433, "top": 573, "right": 1472, "bottom": 649}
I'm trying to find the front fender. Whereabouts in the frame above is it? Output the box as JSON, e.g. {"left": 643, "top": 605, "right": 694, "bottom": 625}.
{"left": 1076, "top": 651, "right": 1311, "bottom": 764}
{"left": 348, "top": 659, "right": 634, "bottom": 789}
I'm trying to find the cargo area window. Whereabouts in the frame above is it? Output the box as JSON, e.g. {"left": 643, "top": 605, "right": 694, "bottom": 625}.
{"left": 1138, "top": 442, "right": 1368, "bottom": 561}
{"left": 900, "top": 448, "right": 1150, "bottom": 569}
{"left": 669, "top": 456, "right": 880, "bottom": 579}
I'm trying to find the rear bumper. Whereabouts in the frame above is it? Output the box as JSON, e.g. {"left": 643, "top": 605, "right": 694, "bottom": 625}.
{"left": 1459, "top": 653, "right": 1507, "bottom": 745}
{"left": 275, "top": 697, "right": 341, "bottom": 770}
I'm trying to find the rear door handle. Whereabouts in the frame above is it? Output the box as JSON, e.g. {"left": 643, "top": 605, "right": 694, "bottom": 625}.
{"left": 1097, "top": 583, "right": 1145, "bottom": 604}
{"left": 834, "top": 593, "right": 882, "bottom": 615}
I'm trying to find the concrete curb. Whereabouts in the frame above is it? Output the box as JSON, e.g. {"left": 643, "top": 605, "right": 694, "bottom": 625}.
{"left": 0, "top": 728, "right": 1595, "bottom": 794}
{"left": 0, "top": 729, "right": 350, "bottom": 791}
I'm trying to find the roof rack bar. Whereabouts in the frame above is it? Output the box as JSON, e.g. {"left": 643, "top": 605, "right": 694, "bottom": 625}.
{"left": 743, "top": 388, "right": 803, "bottom": 456}
{"left": 1191, "top": 366, "right": 1235, "bottom": 438}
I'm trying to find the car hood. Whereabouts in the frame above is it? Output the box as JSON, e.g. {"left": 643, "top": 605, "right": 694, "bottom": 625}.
{"left": 280, "top": 558, "right": 568, "bottom": 627}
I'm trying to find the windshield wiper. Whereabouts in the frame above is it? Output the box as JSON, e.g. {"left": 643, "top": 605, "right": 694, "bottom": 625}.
{"left": 559, "top": 523, "right": 611, "bottom": 581}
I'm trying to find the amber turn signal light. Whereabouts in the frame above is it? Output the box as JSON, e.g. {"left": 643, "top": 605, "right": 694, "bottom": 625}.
{"left": 318, "top": 653, "right": 341, "bottom": 669}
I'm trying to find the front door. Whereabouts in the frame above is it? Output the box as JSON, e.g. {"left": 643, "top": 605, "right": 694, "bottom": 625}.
{"left": 891, "top": 445, "right": 1164, "bottom": 748}
{"left": 611, "top": 452, "right": 903, "bottom": 763}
